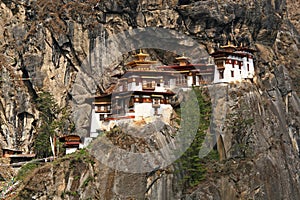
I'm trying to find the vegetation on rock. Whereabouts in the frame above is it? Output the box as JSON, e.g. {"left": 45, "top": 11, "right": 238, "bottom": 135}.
{"left": 227, "top": 104, "right": 255, "bottom": 158}
{"left": 34, "top": 91, "right": 74, "bottom": 158}
{"left": 175, "top": 87, "right": 217, "bottom": 189}
{"left": 16, "top": 163, "right": 39, "bottom": 181}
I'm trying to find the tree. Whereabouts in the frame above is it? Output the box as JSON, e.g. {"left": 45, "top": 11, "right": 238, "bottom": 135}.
{"left": 34, "top": 91, "right": 75, "bottom": 158}
{"left": 175, "top": 87, "right": 215, "bottom": 188}
{"left": 34, "top": 92, "right": 59, "bottom": 158}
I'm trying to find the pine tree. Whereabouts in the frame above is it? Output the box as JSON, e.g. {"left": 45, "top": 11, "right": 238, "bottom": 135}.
{"left": 34, "top": 92, "right": 58, "bottom": 158}
{"left": 176, "top": 87, "right": 214, "bottom": 188}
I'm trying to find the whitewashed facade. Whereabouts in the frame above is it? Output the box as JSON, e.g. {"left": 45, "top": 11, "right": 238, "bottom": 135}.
{"left": 212, "top": 46, "right": 255, "bottom": 83}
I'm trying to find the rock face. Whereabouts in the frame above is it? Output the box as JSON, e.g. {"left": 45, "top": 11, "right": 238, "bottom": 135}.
{"left": 0, "top": 0, "right": 299, "bottom": 199}
{"left": 286, "top": 0, "right": 300, "bottom": 33}
{"left": 15, "top": 152, "right": 148, "bottom": 199}
{"left": 186, "top": 83, "right": 300, "bottom": 199}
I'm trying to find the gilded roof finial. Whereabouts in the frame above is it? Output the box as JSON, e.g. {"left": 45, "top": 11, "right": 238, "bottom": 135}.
{"left": 221, "top": 40, "right": 236, "bottom": 49}
{"left": 176, "top": 53, "right": 189, "bottom": 66}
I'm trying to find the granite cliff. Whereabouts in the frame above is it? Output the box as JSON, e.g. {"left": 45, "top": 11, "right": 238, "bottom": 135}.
{"left": 0, "top": 0, "right": 300, "bottom": 199}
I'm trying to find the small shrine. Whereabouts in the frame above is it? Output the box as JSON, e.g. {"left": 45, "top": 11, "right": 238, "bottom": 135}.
{"left": 59, "top": 135, "right": 81, "bottom": 154}
{"left": 210, "top": 42, "right": 255, "bottom": 83}
{"left": 2, "top": 148, "right": 22, "bottom": 158}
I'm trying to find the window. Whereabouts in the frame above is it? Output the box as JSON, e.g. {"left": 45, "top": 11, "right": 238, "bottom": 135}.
{"left": 129, "top": 97, "right": 134, "bottom": 108}
{"left": 123, "top": 82, "right": 128, "bottom": 91}
{"left": 142, "top": 80, "right": 154, "bottom": 89}
{"left": 217, "top": 62, "right": 224, "bottom": 69}
{"left": 100, "top": 115, "right": 105, "bottom": 121}
{"left": 142, "top": 80, "right": 147, "bottom": 87}
{"left": 247, "top": 64, "right": 250, "bottom": 71}
{"left": 219, "top": 70, "right": 224, "bottom": 79}
{"left": 153, "top": 98, "right": 160, "bottom": 105}
{"left": 154, "top": 108, "right": 158, "bottom": 115}
{"left": 164, "top": 80, "right": 169, "bottom": 86}
{"left": 165, "top": 97, "right": 170, "bottom": 104}
{"left": 231, "top": 71, "right": 234, "bottom": 77}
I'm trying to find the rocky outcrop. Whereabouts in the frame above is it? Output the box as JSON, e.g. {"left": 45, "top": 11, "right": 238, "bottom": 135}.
{"left": 15, "top": 150, "right": 170, "bottom": 199}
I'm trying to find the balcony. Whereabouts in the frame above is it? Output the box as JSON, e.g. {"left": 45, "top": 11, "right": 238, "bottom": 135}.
{"left": 152, "top": 103, "right": 160, "bottom": 108}
{"left": 95, "top": 108, "right": 111, "bottom": 113}
{"left": 142, "top": 86, "right": 155, "bottom": 90}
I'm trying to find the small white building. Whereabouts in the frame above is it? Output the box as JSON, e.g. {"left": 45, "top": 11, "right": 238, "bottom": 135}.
{"left": 59, "top": 135, "right": 81, "bottom": 154}
{"left": 211, "top": 43, "right": 255, "bottom": 83}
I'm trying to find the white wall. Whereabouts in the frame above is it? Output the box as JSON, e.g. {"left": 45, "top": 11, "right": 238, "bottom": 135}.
{"left": 128, "top": 82, "right": 142, "bottom": 91}
{"left": 134, "top": 103, "right": 173, "bottom": 124}
{"left": 90, "top": 109, "right": 100, "bottom": 136}
{"left": 187, "top": 76, "right": 193, "bottom": 87}
{"left": 169, "top": 79, "right": 176, "bottom": 89}
{"left": 213, "top": 53, "right": 255, "bottom": 83}
{"left": 134, "top": 103, "right": 153, "bottom": 117}
{"left": 154, "top": 86, "right": 167, "bottom": 92}
{"left": 66, "top": 148, "right": 77, "bottom": 154}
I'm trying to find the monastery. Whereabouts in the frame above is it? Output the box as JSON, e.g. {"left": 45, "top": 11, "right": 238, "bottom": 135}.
{"left": 90, "top": 43, "right": 255, "bottom": 135}
{"left": 211, "top": 42, "right": 255, "bottom": 83}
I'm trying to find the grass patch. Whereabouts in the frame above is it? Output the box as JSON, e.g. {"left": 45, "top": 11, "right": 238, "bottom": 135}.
{"left": 16, "top": 163, "right": 39, "bottom": 181}
{"left": 81, "top": 176, "right": 94, "bottom": 188}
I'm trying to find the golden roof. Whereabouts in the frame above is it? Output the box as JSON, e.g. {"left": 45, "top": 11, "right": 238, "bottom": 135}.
{"left": 126, "top": 49, "right": 157, "bottom": 67}
{"left": 220, "top": 41, "right": 237, "bottom": 49}
{"left": 175, "top": 54, "right": 190, "bottom": 66}
{"left": 175, "top": 54, "right": 189, "bottom": 61}
{"left": 134, "top": 49, "right": 150, "bottom": 60}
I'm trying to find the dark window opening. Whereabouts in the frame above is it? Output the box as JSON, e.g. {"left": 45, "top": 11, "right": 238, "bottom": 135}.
{"left": 100, "top": 115, "right": 105, "bottom": 121}
{"left": 219, "top": 70, "right": 224, "bottom": 79}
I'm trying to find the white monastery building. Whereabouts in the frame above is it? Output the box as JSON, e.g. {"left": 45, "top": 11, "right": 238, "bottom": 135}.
{"left": 90, "top": 44, "right": 256, "bottom": 134}
{"left": 90, "top": 50, "right": 214, "bottom": 134}
{"left": 211, "top": 42, "right": 255, "bottom": 83}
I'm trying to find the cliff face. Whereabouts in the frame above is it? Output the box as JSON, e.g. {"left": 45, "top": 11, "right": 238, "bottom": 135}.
{"left": 0, "top": 0, "right": 300, "bottom": 199}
